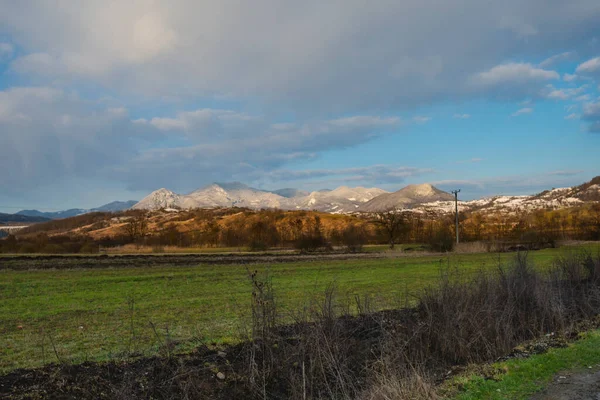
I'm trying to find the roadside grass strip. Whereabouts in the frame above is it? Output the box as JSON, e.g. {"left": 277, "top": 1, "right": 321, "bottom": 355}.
{"left": 449, "top": 330, "right": 600, "bottom": 399}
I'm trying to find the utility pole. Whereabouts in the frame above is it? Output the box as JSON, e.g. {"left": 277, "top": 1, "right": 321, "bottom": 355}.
{"left": 451, "top": 189, "right": 461, "bottom": 244}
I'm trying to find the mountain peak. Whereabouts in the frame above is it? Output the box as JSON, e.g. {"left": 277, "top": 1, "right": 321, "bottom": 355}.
{"left": 154, "top": 188, "right": 175, "bottom": 194}
{"left": 358, "top": 183, "right": 453, "bottom": 212}
{"left": 213, "top": 182, "right": 250, "bottom": 191}
{"left": 403, "top": 183, "right": 437, "bottom": 197}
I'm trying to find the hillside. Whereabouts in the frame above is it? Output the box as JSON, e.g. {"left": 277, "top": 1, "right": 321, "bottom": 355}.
{"left": 358, "top": 184, "right": 454, "bottom": 212}
{"left": 0, "top": 213, "right": 50, "bottom": 224}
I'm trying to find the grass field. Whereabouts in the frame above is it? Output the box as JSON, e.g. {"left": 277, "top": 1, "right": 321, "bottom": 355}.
{"left": 449, "top": 329, "right": 600, "bottom": 399}
{"left": 1, "top": 244, "right": 598, "bottom": 373}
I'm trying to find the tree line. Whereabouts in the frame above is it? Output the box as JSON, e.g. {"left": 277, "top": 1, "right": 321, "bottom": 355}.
{"left": 1, "top": 204, "right": 599, "bottom": 254}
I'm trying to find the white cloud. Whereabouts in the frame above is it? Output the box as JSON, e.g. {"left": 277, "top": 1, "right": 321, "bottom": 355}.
{"left": 565, "top": 113, "right": 579, "bottom": 119}
{"left": 576, "top": 57, "right": 600, "bottom": 76}
{"left": 473, "top": 63, "right": 559, "bottom": 86}
{"left": 539, "top": 51, "right": 575, "bottom": 68}
{"left": 412, "top": 116, "right": 431, "bottom": 124}
{"left": 511, "top": 107, "right": 533, "bottom": 116}
{"left": 470, "top": 63, "right": 560, "bottom": 99}
{"left": 453, "top": 113, "right": 471, "bottom": 119}
{"left": 455, "top": 158, "right": 483, "bottom": 164}
{"left": 262, "top": 165, "right": 433, "bottom": 185}
{"left": 583, "top": 102, "right": 600, "bottom": 118}
{"left": 582, "top": 101, "right": 600, "bottom": 132}
{"left": 546, "top": 89, "right": 569, "bottom": 100}
{"left": 543, "top": 85, "right": 587, "bottom": 101}
{"left": 575, "top": 94, "right": 591, "bottom": 102}
{"left": 563, "top": 73, "right": 578, "bottom": 82}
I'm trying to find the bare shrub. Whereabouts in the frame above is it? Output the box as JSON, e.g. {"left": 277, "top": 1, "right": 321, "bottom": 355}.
{"left": 359, "top": 370, "right": 438, "bottom": 400}
{"left": 340, "top": 224, "right": 367, "bottom": 253}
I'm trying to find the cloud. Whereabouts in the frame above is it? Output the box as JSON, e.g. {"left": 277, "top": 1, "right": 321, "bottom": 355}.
{"left": 0, "top": 85, "right": 404, "bottom": 194}
{"left": 576, "top": 56, "right": 600, "bottom": 77}
{"left": 498, "top": 15, "right": 538, "bottom": 37}
{"left": 472, "top": 63, "right": 559, "bottom": 85}
{"left": 575, "top": 94, "right": 592, "bottom": 102}
{"left": 412, "top": 116, "right": 431, "bottom": 124}
{"left": 261, "top": 165, "right": 433, "bottom": 186}
{"left": 546, "top": 170, "right": 584, "bottom": 176}
{"left": 454, "top": 158, "right": 483, "bottom": 164}
{"left": 0, "top": 42, "right": 13, "bottom": 60}
{"left": 565, "top": 113, "right": 579, "bottom": 119}
{"left": 453, "top": 113, "right": 471, "bottom": 119}
{"left": 470, "top": 63, "right": 560, "bottom": 99}
{"left": 0, "top": 87, "right": 158, "bottom": 190}
{"left": 563, "top": 73, "right": 578, "bottom": 82}
{"left": 582, "top": 101, "right": 600, "bottom": 132}
{"left": 543, "top": 85, "right": 587, "bottom": 100}
{"left": 565, "top": 104, "right": 578, "bottom": 112}
{"left": 123, "top": 114, "right": 402, "bottom": 190}
{"left": 2, "top": 1, "right": 599, "bottom": 112}
{"left": 511, "top": 107, "right": 533, "bottom": 116}
{"left": 539, "top": 51, "right": 575, "bottom": 68}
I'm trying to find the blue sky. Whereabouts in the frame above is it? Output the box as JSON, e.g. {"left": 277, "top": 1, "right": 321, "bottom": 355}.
{"left": 0, "top": 1, "right": 599, "bottom": 212}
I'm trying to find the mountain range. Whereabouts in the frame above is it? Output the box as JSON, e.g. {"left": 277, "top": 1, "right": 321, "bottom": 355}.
{"left": 131, "top": 183, "right": 388, "bottom": 213}
{"left": 132, "top": 177, "right": 600, "bottom": 215}
{"left": 15, "top": 201, "right": 138, "bottom": 220}
{"left": 4, "top": 177, "right": 600, "bottom": 222}
{"left": 0, "top": 213, "right": 50, "bottom": 224}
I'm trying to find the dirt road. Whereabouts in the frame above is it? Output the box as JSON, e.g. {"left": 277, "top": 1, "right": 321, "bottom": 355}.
{"left": 530, "top": 369, "right": 600, "bottom": 400}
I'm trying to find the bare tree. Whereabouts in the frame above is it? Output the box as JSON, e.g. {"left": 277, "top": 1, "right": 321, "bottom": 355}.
{"left": 125, "top": 214, "right": 149, "bottom": 242}
{"left": 373, "top": 208, "right": 408, "bottom": 249}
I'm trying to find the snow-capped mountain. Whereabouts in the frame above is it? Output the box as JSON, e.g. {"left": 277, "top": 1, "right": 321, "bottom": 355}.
{"left": 131, "top": 188, "right": 184, "bottom": 210}
{"left": 410, "top": 177, "right": 600, "bottom": 215}
{"left": 187, "top": 183, "right": 287, "bottom": 209}
{"left": 358, "top": 184, "right": 454, "bottom": 212}
{"left": 290, "top": 186, "right": 388, "bottom": 213}
{"left": 131, "top": 183, "right": 387, "bottom": 212}
{"left": 131, "top": 177, "right": 600, "bottom": 214}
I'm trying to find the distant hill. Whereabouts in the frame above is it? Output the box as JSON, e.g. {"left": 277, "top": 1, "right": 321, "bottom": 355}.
{"left": 91, "top": 201, "right": 138, "bottom": 212}
{"left": 0, "top": 213, "right": 50, "bottom": 223}
{"left": 358, "top": 184, "right": 454, "bottom": 212}
{"left": 411, "top": 175, "right": 600, "bottom": 215}
{"left": 16, "top": 200, "right": 138, "bottom": 220}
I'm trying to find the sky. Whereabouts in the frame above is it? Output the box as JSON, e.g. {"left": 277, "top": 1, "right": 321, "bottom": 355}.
{"left": 0, "top": 0, "right": 599, "bottom": 212}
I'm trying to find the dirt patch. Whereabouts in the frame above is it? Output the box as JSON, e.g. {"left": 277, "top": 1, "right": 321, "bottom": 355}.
{"left": 0, "top": 252, "right": 386, "bottom": 270}
{"left": 530, "top": 369, "right": 600, "bottom": 400}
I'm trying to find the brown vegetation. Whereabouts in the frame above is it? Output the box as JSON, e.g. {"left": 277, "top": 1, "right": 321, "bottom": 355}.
{"left": 1, "top": 203, "right": 599, "bottom": 254}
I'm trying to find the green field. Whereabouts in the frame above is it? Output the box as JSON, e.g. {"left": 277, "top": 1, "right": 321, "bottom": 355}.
{"left": 449, "top": 329, "right": 600, "bottom": 399}
{"left": 1, "top": 245, "right": 598, "bottom": 373}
